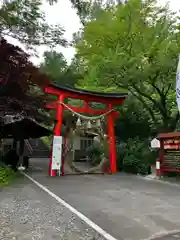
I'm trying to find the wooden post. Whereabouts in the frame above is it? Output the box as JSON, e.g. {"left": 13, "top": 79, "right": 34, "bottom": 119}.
{"left": 107, "top": 104, "right": 117, "bottom": 173}
{"left": 156, "top": 158, "right": 161, "bottom": 178}
{"left": 158, "top": 140, "right": 164, "bottom": 178}
{"left": 13, "top": 139, "right": 17, "bottom": 149}
{"left": 61, "top": 135, "right": 69, "bottom": 176}
{"left": 18, "top": 138, "right": 24, "bottom": 166}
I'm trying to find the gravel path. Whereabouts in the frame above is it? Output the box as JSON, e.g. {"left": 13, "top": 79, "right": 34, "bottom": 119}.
{"left": 0, "top": 176, "right": 105, "bottom": 240}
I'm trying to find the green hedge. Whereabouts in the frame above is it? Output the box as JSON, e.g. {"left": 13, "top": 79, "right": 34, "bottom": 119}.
{"left": 117, "top": 137, "right": 157, "bottom": 175}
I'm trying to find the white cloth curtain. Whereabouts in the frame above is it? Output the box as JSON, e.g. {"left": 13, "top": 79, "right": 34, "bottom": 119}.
{"left": 176, "top": 55, "right": 180, "bottom": 112}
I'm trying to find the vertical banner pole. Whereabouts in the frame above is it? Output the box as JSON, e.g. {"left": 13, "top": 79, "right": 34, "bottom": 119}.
{"left": 176, "top": 55, "right": 180, "bottom": 112}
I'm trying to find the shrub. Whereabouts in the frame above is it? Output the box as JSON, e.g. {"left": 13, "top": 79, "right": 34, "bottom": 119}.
{"left": 116, "top": 142, "right": 126, "bottom": 171}
{"left": 41, "top": 136, "right": 52, "bottom": 149}
{"left": 0, "top": 166, "right": 19, "bottom": 187}
{"left": 86, "top": 144, "right": 102, "bottom": 166}
{"left": 85, "top": 136, "right": 157, "bottom": 175}
{"left": 0, "top": 155, "right": 19, "bottom": 187}
{"left": 117, "top": 137, "right": 157, "bottom": 175}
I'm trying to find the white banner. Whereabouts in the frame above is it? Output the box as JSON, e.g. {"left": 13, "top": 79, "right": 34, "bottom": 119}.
{"left": 52, "top": 136, "right": 63, "bottom": 170}
{"left": 176, "top": 55, "right": 180, "bottom": 112}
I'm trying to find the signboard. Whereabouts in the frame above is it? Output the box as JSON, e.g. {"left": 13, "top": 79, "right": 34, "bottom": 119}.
{"left": 163, "top": 138, "right": 180, "bottom": 169}
{"left": 163, "top": 139, "right": 180, "bottom": 150}
{"left": 157, "top": 132, "right": 180, "bottom": 174}
{"left": 52, "top": 136, "right": 63, "bottom": 170}
{"left": 164, "top": 150, "right": 180, "bottom": 169}
{"left": 151, "top": 138, "right": 160, "bottom": 148}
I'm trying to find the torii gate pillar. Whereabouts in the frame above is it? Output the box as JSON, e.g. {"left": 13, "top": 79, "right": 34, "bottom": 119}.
{"left": 49, "top": 94, "right": 64, "bottom": 177}
{"left": 108, "top": 104, "right": 117, "bottom": 173}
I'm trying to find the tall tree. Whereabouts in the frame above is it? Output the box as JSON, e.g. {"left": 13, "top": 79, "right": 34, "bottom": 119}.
{"left": 0, "top": 38, "right": 50, "bottom": 123}
{"left": 40, "top": 51, "right": 78, "bottom": 87}
{"left": 76, "top": 0, "right": 180, "bottom": 133}
{"left": 40, "top": 51, "right": 67, "bottom": 83}
{"left": 0, "top": 0, "right": 67, "bottom": 49}
{"left": 48, "top": 0, "right": 122, "bottom": 25}
{"left": 69, "top": 0, "right": 126, "bottom": 24}
{"left": 116, "top": 96, "right": 154, "bottom": 140}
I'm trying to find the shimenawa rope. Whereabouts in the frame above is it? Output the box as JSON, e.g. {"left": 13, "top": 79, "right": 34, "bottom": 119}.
{"left": 58, "top": 101, "right": 115, "bottom": 120}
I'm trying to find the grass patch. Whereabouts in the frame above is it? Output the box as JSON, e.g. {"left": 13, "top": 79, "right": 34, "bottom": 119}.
{"left": 0, "top": 166, "right": 20, "bottom": 188}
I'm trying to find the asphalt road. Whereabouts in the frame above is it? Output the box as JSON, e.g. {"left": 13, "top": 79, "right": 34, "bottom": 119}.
{"left": 27, "top": 158, "right": 180, "bottom": 240}
{"left": 0, "top": 176, "right": 106, "bottom": 240}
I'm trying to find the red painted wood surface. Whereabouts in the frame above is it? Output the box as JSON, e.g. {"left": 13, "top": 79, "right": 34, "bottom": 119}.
{"left": 50, "top": 94, "right": 64, "bottom": 177}
{"left": 46, "top": 102, "right": 119, "bottom": 117}
{"left": 107, "top": 104, "right": 117, "bottom": 173}
{"left": 158, "top": 133, "right": 180, "bottom": 176}
{"left": 45, "top": 86, "right": 126, "bottom": 105}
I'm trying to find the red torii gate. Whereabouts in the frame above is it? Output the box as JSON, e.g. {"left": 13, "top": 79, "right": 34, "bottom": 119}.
{"left": 45, "top": 83, "right": 128, "bottom": 177}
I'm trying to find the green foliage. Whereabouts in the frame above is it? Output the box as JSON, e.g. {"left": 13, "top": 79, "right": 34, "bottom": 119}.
{"left": 0, "top": 0, "right": 67, "bottom": 49}
{"left": 70, "top": 0, "right": 94, "bottom": 24}
{"left": 86, "top": 144, "right": 102, "bottom": 165}
{"left": 41, "top": 135, "right": 52, "bottom": 149}
{"left": 86, "top": 137, "right": 157, "bottom": 175}
{"left": 40, "top": 51, "right": 67, "bottom": 83}
{"left": 0, "top": 166, "right": 19, "bottom": 187}
{"left": 117, "top": 137, "right": 157, "bottom": 175}
{"left": 70, "top": 0, "right": 126, "bottom": 24}
{"left": 116, "top": 96, "right": 154, "bottom": 140}
{"left": 76, "top": 0, "right": 180, "bottom": 132}
{"left": 40, "top": 51, "right": 79, "bottom": 87}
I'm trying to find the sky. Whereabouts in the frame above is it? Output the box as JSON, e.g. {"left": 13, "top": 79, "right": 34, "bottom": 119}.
{"left": 30, "top": 0, "right": 81, "bottom": 65}
{"left": 6, "top": 0, "right": 180, "bottom": 66}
